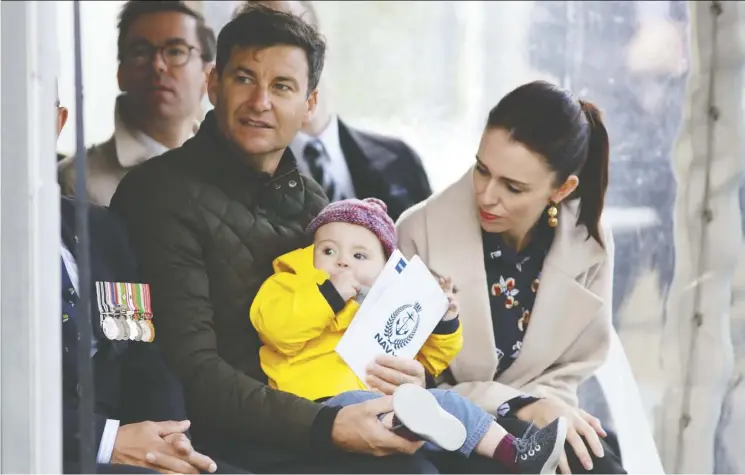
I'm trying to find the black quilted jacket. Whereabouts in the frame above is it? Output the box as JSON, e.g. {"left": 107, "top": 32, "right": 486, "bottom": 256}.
{"left": 110, "top": 112, "right": 329, "bottom": 449}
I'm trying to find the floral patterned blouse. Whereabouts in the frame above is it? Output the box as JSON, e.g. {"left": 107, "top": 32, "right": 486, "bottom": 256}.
{"left": 482, "top": 215, "right": 556, "bottom": 417}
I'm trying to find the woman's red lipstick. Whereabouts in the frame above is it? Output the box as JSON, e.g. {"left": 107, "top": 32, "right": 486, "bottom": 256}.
{"left": 479, "top": 209, "right": 500, "bottom": 221}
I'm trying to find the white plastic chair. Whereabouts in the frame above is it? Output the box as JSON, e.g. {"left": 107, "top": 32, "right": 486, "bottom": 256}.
{"left": 593, "top": 329, "right": 665, "bottom": 474}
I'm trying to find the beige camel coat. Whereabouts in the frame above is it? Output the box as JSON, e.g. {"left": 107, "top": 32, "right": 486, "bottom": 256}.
{"left": 396, "top": 167, "right": 614, "bottom": 414}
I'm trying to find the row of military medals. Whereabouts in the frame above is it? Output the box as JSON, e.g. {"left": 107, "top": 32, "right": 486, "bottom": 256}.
{"left": 95, "top": 281, "right": 155, "bottom": 342}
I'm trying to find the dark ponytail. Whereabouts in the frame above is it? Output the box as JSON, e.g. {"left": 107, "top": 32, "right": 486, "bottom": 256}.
{"left": 485, "top": 81, "right": 610, "bottom": 247}
{"left": 577, "top": 100, "right": 609, "bottom": 247}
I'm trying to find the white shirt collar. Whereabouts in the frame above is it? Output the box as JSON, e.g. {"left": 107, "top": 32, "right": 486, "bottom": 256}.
{"left": 315, "top": 114, "right": 342, "bottom": 159}
{"left": 113, "top": 95, "right": 197, "bottom": 168}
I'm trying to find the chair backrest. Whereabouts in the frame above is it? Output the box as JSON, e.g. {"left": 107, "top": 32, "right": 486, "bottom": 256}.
{"left": 592, "top": 329, "right": 665, "bottom": 473}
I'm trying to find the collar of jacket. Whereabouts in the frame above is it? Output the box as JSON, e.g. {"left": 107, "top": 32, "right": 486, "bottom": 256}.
{"left": 113, "top": 94, "right": 199, "bottom": 169}
{"left": 194, "top": 111, "right": 301, "bottom": 187}
{"left": 481, "top": 205, "right": 556, "bottom": 267}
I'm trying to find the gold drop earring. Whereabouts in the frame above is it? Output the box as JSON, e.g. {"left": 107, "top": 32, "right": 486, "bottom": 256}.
{"left": 547, "top": 201, "right": 559, "bottom": 228}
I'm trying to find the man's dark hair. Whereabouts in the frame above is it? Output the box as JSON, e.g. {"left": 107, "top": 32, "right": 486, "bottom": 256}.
{"left": 117, "top": 1, "right": 216, "bottom": 63}
{"left": 234, "top": 1, "right": 320, "bottom": 30}
{"left": 217, "top": 3, "right": 326, "bottom": 94}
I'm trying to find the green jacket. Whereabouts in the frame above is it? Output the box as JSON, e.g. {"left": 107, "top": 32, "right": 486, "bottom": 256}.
{"left": 110, "top": 111, "right": 329, "bottom": 448}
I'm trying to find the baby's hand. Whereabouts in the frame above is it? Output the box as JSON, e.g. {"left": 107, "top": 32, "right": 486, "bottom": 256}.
{"left": 439, "top": 276, "right": 459, "bottom": 321}
{"left": 330, "top": 268, "right": 362, "bottom": 301}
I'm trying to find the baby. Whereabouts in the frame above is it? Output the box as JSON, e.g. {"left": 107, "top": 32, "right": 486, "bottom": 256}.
{"left": 251, "top": 198, "right": 566, "bottom": 473}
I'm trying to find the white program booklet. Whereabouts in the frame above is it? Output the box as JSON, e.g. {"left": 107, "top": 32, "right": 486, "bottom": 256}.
{"left": 335, "top": 254, "right": 449, "bottom": 383}
{"left": 361, "top": 249, "right": 409, "bottom": 308}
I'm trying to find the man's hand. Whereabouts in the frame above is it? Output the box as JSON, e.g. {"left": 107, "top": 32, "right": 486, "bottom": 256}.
{"left": 330, "top": 268, "right": 362, "bottom": 301}
{"left": 331, "top": 396, "right": 425, "bottom": 456}
{"left": 366, "top": 355, "right": 426, "bottom": 394}
{"left": 111, "top": 420, "right": 217, "bottom": 474}
{"left": 163, "top": 432, "right": 217, "bottom": 473}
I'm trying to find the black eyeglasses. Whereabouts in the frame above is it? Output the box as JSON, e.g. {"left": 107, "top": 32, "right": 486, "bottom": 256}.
{"left": 123, "top": 42, "right": 201, "bottom": 68}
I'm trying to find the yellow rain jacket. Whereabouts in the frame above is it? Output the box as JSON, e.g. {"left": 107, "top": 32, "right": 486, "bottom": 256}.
{"left": 250, "top": 245, "right": 463, "bottom": 401}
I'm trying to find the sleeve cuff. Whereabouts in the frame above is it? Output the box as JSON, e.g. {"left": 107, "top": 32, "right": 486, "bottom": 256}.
{"left": 432, "top": 317, "right": 460, "bottom": 335}
{"left": 309, "top": 405, "right": 342, "bottom": 452}
{"left": 318, "top": 280, "right": 346, "bottom": 314}
{"left": 424, "top": 371, "right": 437, "bottom": 389}
{"left": 497, "top": 395, "right": 542, "bottom": 418}
{"left": 96, "top": 419, "right": 120, "bottom": 464}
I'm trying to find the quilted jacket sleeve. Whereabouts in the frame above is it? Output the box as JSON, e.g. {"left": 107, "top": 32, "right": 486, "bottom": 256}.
{"left": 109, "top": 165, "right": 324, "bottom": 448}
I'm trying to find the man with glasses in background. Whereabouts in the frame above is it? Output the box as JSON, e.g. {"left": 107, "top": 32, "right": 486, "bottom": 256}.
{"left": 59, "top": 0, "right": 216, "bottom": 206}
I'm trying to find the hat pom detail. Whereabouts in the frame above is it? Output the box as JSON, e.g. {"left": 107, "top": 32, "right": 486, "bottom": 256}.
{"left": 362, "top": 197, "right": 388, "bottom": 214}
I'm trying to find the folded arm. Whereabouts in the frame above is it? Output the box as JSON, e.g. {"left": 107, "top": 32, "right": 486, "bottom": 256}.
{"left": 63, "top": 408, "right": 112, "bottom": 467}
{"left": 119, "top": 341, "right": 188, "bottom": 425}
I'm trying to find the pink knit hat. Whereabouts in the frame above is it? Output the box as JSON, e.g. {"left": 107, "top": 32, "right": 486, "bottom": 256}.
{"left": 306, "top": 198, "right": 397, "bottom": 257}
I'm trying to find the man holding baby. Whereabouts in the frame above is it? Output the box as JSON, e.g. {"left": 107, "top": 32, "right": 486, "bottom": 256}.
{"left": 110, "top": 4, "right": 447, "bottom": 473}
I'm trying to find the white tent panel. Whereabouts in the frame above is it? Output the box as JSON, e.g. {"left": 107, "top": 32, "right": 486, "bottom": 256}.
{"left": 661, "top": 1, "right": 745, "bottom": 473}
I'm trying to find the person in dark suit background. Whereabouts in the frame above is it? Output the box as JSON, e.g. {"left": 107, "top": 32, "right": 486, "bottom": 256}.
{"left": 56, "top": 92, "right": 226, "bottom": 474}
{"left": 234, "top": 0, "right": 433, "bottom": 221}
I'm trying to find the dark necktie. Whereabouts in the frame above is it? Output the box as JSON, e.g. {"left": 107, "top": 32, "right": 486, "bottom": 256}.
{"left": 303, "top": 139, "right": 338, "bottom": 201}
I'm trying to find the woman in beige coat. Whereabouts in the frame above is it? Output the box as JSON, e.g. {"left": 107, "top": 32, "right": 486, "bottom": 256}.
{"left": 396, "top": 81, "right": 625, "bottom": 474}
